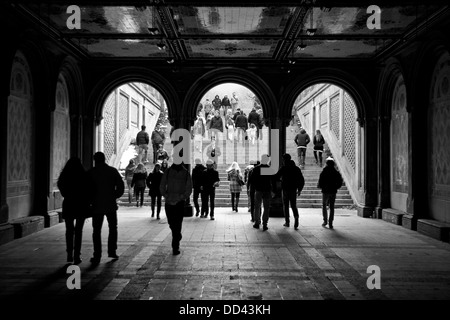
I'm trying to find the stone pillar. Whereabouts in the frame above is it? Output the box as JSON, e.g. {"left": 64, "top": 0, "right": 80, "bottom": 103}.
{"left": 172, "top": 116, "right": 194, "bottom": 217}
{"left": 268, "top": 117, "right": 284, "bottom": 217}
{"left": 0, "top": 60, "right": 10, "bottom": 224}
{"left": 376, "top": 116, "right": 391, "bottom": 218}
{"left": 357, "top": 117, "right": 377, "bottom": 218}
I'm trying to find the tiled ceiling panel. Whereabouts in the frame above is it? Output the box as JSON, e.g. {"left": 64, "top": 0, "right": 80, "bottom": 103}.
{"left": 185, "top": 39, "right": 277, "bottom": 58}
{"left": 294, "top": 39, "right": 388, "bottom": 58}
{"left": 77, "top": 39, "right": 168, "bottom": 57}
{"left": 173, "top": 7, "right": 295, "bottom": 34}
{"left": 26, "top": 5, "right": 156, "bottom": 33}
{"left": 304, "top": 6, "right": 440, "bottom": 35}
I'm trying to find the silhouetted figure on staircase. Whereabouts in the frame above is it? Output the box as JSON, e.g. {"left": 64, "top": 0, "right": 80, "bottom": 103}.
{"left": 200, "top": 159, "right": 220, "bottom": 220}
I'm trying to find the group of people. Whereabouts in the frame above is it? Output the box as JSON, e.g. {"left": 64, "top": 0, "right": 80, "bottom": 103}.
{"left": 135, "top": 124, "right": 169, "bottom": 165}
{"left": 193, "top": 93, "right": 265, "bottom": 146}
{"left": 58, "top": 152, "right": 125, "bottom": 265}
{"left": 294, "top": 128, "right": 326, "bottom": 169}
{"left": 58, "top": 146, "right": 343, "bottom": 263}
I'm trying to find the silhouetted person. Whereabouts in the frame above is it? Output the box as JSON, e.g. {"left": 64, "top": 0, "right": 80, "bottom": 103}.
{"left": 226, "top": 162, "right": 243, "bottom": 212}
{"left": 89, "top": 152, "right": 125, "bottom": 264}
{"left": 146, "top": 163, "right": 163, "bottom": 219}
{"left": 160, "top": 163, "right": 192, "bottom": 255}
{"left": 136, "top": 125, "right": 150, "bottom": 163}
{"left": 294, "top": 128, "right": 310, "bottom": 168}
{"left": 235, "top": 110, "right": 248, "bottom": 145}
{"left": 275, "top": 156, "right": 305, "bottom": 230}
{"left": 151, "top": 124, "right": 165, "bottom": 164}
{"left": 124, "top": 159, "right": 136, "bottom": 203}
{"left": 131, "top": 163, "right": 147, "bottom": 207}
{"left": 249, "top": 154, "right": 276, "bottom": 231}
{"left": 313, "top": 129, "right": 326, "bottom": 167}
{"left": 192, "top": 158, "right": 206, "bottom": 217}
{"left": 318, "top": 157, "right": 343, "bottom": 229}
{"left": 57, "top": 157, "right": 91, "bottom": 265}
{"left": 200, "top": 159, "right": 220, "bottom": 220}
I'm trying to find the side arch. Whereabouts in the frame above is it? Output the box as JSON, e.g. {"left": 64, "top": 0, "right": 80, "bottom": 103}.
{"left": 87, "top": 67, "right": 179, "bottom": 124}
{"left": 279, "top": 68, "right": 373, "bottom": 127}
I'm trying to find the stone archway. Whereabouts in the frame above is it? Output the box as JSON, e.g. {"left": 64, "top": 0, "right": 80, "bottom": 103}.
{"left": 428, "top": 51, "right": 450, "bottom": 223}
{"left": 7, "top": 51, "right": 34, "bottom": 220}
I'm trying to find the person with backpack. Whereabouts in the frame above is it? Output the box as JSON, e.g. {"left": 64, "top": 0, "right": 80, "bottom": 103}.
{"left": 317, "top": 157, "right": 343, "bottom": 229}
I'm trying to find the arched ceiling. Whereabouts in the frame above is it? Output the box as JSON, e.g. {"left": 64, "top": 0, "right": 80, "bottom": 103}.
{"left": 11, "top": 1, "right": 449, "bottom": 63}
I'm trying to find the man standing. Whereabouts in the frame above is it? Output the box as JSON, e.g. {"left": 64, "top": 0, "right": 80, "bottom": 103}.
{"left": 247, "top": 107, "right": 261, "bottom": 139}
{"left": 294, "top": 128, "right": 310, "bottom": 169}
{"left": 136, "top": 125, "right": 150, "bottom": 163}
{"left": 151, "top": 124, "right": 166, "bottom": 164}
{"left": 160, "top": 162, "right": 193, "bottom": 255}
{"left": 248, "top": 154, "right": 275, "bottom": 231}
{"left": 200, "top": 159, "right": 220, "bottom": 220}
{"left": 192, "top": 158, "right": 206, "bottom": 217}
{"left": 275, "top": 154, "right": 305, "bottom": 230}
{"left": 89, "top": 152, "right": 125, "bottom": 264}
{"left": 317, "top": 157, "right": 343, "bottom": 229}
{"left": 230, "top": 92, "right": 239, "bottom": 114}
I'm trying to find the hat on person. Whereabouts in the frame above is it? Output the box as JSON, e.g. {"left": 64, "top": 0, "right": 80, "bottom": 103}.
{"left": 326, "top": 157, "right": 334, "bottom": 163}
{"left": 206, "top": 159, "right": 214, "bottom": 165}
{"left": 194, "top": 158, "right": 202, "bottom": 165}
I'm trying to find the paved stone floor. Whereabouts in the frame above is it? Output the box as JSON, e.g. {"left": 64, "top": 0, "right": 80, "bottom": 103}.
{"left": 1, "top": 207, "right": 450, "bottom": 302}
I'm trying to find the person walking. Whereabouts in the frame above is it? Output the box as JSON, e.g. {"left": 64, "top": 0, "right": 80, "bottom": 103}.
{"left": 136, "top": 125, "right": 150, "bottom": 163}
{"left": 204, "top": 98, "right": 212, "bottom": 119}
{"left": 209, "top": 110, "right": 223, "bottom": 141}
{"left": 235, "top": 110, "right": 248, "bottom": 145}
{"left": 160, "top": 162, "right": 193, "bottom": 255}
{"left": 225, "top": 109, "right": 235, "bottom": 141}
{"left": 151, "top": 124, "right": 166, "bottom": 164}
{"left": 156, "top": 144, "right": 170, "bottom": 163}
{"left": 275, "top": 154, "right": 305, "bottom": 230}
{"left": 294, "top": 128, "right": 311, "bottom": 168}
{"left": 192, "top": 158, "right": 206, "bottom": 217}
{"left": 313, "top": 129, "right": 326, "bottom": 167}
{"left": 317, "top": 157, "right": 343, "bottom": 229}
{"left": 131, "top": 163, "right": 148, "bottom": 208}
{"left": 200, "top": 159, "right": 220, "bottom": 220}
{"left": 248, "top": 107, "right": 261, "bottom": 139}
{"left": 248, "top": 154, "right": 276, "bottom": 231}
{"left": 89, "top": 152, "right": 125, "bottom": 264}
{"left": 226, "top": 162, "right": 243, "bottom": 212}
{"left": 206, "top": 138, "right": 221, "bottom": 170}
{"left": 124, "top": 159, "right": 136, "bottom": 203}
{"left": 230, "top": 92, "right": 239, "bottom": 114}
{"left": 57, "top": 157, "right": 92, "bottom": 264}
{"left": 212, "top": 95, "right": 222, "bottom": 113}
{"left": 221, "top": 95, "right": 231, "bottom": 116}
{"left": 146, "top": 163, "right": 163, "bottom": 219}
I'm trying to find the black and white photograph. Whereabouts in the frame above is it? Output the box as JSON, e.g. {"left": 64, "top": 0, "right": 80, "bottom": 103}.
{"left": 0, "top": 0, "right": 449, "bottom": 316}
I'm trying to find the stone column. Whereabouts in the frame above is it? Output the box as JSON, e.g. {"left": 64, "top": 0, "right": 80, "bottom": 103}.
{"left": 171, "top": 116, "right": 194, "bottom": 217}
{"left": 376, "top": 116, "right": 391, "bottom": 218}
{"left": 357, "top": 116, "right": 377, "bottom": 218}
{"left": 268, "top": 117, "right": 284, "bottom": 217}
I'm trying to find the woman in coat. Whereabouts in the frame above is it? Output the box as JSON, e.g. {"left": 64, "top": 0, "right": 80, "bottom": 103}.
{"left": 131, "top": 163, "right": 148, "bottom": 207}
{"left": 57, "top": 157, "right": 92, "bottom": 264}
{"left": 124, "top": 159, "right": 136, "bottom": 203}
{"left": 313, "top": 129, "right": 326, "bottom": 167}
{"left": 226, "top": 162, "right": 243, "bottom": 212}
{"left": 146, "top": 163, "right": 164, "bottom": 219}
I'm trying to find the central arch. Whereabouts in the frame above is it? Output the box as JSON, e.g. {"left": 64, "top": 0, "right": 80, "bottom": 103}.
{"left": 183, "top": 67, "right": 277, "bottom": 126}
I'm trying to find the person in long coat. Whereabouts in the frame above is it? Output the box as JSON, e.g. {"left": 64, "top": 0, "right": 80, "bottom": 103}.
{"left": 131, "top": 163, "right": 148, "bottom": 207}
{"left": 57, "top": 157, "right": 92, "bottom": 264}
{"left": 226, "top": 162, "right": 243, "bottom": 212}
{"left": 146, "top": 163, "right": 163, "bottom": 219}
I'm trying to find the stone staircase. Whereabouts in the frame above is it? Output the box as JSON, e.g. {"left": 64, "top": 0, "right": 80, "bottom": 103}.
{"left": 118, "top": 123, "right": 353, "bottom": 209}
